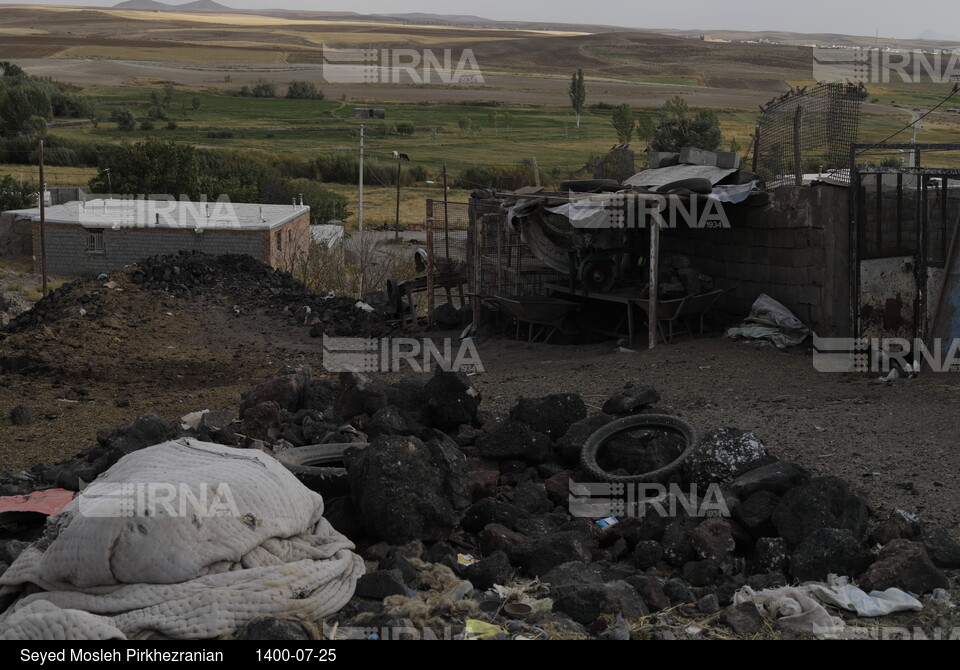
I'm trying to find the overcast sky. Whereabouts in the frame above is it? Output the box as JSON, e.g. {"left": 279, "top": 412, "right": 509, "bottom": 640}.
{"left": 0, "top": 0, "right": 954, "bottom": 40}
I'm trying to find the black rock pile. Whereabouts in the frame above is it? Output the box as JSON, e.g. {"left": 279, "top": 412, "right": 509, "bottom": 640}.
{"left": 3, "top": 370, "right": 958, "bottom": 640}
{"left": 133, "top": 251, "right": 392, "bottom": 337}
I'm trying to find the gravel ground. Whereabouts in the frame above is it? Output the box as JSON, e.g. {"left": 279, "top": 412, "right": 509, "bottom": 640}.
{"left": 472, "top": 335, "right": 960, "bottom": 532}
{"left": 3, "top": 283, "right": 959, "bottom": 532}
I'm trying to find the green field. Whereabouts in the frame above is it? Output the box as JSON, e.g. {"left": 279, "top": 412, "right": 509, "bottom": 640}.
{"left": 31, "top": 79, "right": 960, "bottom": 203}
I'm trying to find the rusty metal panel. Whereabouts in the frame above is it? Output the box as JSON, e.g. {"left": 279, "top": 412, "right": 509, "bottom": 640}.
{"left": 858, "top": 256, "right": 917, "bottom": 339}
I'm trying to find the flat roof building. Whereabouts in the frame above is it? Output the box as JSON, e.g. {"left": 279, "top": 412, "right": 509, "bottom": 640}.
{"left": 1, "top": 199, "right": 310, "bottom": 276}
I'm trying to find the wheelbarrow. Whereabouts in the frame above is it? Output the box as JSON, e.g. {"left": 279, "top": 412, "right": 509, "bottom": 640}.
{"left": 493, "top": 296, "right": 581, "bottom": 343}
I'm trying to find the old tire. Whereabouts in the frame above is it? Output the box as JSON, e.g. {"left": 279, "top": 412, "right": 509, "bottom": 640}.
{"left": 655, "top": 177, "right": 713, "bottom": 195}
{"left": 275, "top": 443, "right": 369, "bottom": 497}
{"left": 560, "top": 179, "right": 619, "bottom": 192}
{"left": 580, "top": 414, "right": 697, "bottom": 483}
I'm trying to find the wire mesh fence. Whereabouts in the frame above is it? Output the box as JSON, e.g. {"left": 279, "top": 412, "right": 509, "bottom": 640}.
{"left": 470, "top": 194, "right": 563, "bottom": 298}
{"left": 426, "top": 199, "right": 470, "bottom": 270}
{"left": 425, "top": 195, "right": 564, "bottom": 306}
{"left": 755, "top": 82, "right": 864, "bottom": 187}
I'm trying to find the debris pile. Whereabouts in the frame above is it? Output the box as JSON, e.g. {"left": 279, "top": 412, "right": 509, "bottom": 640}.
{"left": 0, "top": 252, "right": 391, "bottom": 379}
{"left": 1, "top": 367, "right": 957, "bottom": 640}
{"left": 131, "top": 251, "right": 392, "bottom": 337}
{"left": 0, "top": 292, "right": 31, "bottom": 329}
{"left": 643, "top": 254, "right": 716, "bottom": 301}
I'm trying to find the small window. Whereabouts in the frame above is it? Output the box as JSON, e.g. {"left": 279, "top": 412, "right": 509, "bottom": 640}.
{"left": 86, "top": 229, "right": 104, "bottom": 253}
{"left": 275, "top": 231, "right": 282, "bottom": 252}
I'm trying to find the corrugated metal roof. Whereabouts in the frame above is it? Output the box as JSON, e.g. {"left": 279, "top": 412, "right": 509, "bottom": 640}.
{"left": 625, "top": 164, "right": 738, "bottom": 189}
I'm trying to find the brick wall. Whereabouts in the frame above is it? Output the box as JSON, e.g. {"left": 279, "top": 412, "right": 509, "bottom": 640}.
{"left": 661, "top": 184, "right": 851, "bottom": 336}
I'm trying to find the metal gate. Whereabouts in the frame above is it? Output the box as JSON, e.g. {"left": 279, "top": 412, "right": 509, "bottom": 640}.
{"left": 850, "top": 143, "right": 960, "bottom": 342}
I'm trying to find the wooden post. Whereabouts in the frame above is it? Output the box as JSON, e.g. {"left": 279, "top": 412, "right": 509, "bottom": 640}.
{"left": 394, "top": 159, "right": 401, "bottom": 239}
{"left": 793, "top": 106, "right": 804, "bottom": 187}
{"left": 531, "top": 157, "right": 541, "bottom": 187}
{"left": 426, "top": 211, "right": 435, "bottom": 326}
{"left": 358, "top": 125, "right": 364, "bottom": 232}
{"left": 752, "top": 122, "right": 760, "bottom": 174}
{"left": 39, "top": 140, "right": 48, "bottom": 297}
{"left": 648, "top": 217, "right": 659, "bottom": 350}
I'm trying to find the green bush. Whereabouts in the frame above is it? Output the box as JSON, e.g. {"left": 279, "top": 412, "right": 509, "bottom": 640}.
{"left": 286, "top": 81, "right": 324, "bottom": 100}
{"left": 252, "top": 82, "right": 276, "bottom": 98}
{"left": 0, "top": 174, "right": 37, "bottom": 212}
{"left": 259, "top": 176, "right": 350, "bottom": 223}
{"left": 311, "top": 153, "right": 391, "bottom": 185}
{"left": 139, "top": 120, "right": 155, "bottom": 131}
{"left": 114, "top": 108, "right": 136, "bottom": 131}
{"left": 396, "top": 122, "right": 415, "bottom": 136}
{"left": 456, "top": 163, "right": 533, "bottom": 190}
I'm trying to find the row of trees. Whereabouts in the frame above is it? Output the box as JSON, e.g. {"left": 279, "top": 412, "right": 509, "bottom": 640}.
{"left": 570, "top": 68, "right": 724, "bottom": 152}
{"left": 89, "top": 139, "right": 351, "bottom": 224}
{"left": 237, "top": 81, "right": 325, "bottom": 100}
{"left": 0, "top": 60, "right": 92, "bottom": 139}
{"left": 611, "top": 96, "right": 723, "bottom": 152}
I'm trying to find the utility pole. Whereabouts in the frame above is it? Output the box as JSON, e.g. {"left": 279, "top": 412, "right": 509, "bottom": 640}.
{"left": 395, "top": 158, "right": 401, "bottom": 239}
{"left": 39, "top": 140, "right": 48, "bottom": 297}
{"left": 909, "top": 114, "right": 920, "bottom": 168}
{"left": 358, "top": 124, "right": 364, "bottom": 232}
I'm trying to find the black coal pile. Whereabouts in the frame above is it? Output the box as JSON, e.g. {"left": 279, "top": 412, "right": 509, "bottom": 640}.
{"left": 3, "top": 365, "right": 958, "bottom": 640}
{"left": 132, "top": 251, "right": 392, "bottom": 337}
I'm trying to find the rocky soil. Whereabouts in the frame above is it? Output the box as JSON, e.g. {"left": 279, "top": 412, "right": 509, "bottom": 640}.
{"left": 1, "top": 252, "right": 958, "bottom": 640}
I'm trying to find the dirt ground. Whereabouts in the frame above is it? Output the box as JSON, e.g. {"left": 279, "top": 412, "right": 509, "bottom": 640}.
{"left": 3, "top": 278, "right": 959, "bottom": 536}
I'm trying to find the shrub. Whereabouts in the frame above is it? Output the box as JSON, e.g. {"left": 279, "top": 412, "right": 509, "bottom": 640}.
{"left": 286, "top": 81, "right": 324, "bottom": 100}
{"left": 252, "top": 81, "right": 276, "bottom": 98}
{"left": 115, "top": 108, "right": 136, "bottom": 131}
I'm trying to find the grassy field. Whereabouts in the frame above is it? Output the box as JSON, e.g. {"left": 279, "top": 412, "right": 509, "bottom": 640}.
{"left": 49, "top": 85, "right": 763, "bottom": 178}
{"left": 0, "top": 164, "right": 97, "bottom": 187}
{"left": 321, "top": 184, "right": 473, "bottom": 229}
{"left": 42, "top": 84, "right": 960, "bottom": 178}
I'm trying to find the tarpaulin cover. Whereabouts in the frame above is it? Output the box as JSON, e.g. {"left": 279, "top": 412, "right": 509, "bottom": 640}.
{"left": 0, "top": 439, "right": 364, "bottom": 640}
{"left": 0, "top": 489, "right": 75, "bottom": 516}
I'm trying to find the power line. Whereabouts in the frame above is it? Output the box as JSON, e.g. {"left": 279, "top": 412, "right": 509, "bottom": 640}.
{"left": 856, "top": 83, "right": 960, "bottom": 156}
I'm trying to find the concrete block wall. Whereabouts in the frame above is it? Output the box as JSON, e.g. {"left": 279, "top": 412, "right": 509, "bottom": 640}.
{"left": 263, "top": 211, "right": 310, "bottom": 270}
{"left": 661, "top": 184, "right": 851, "bottom": 336}
{"left": 32, "top": 224, "right": 267, "bottom": 276}
{"left": 29, "top": 210, "right": 311, "bottom": 277}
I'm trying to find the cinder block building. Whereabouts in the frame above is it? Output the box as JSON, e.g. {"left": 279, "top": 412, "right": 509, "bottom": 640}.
{"left": 1, "top": 199, "right": 310, "bottom": 275}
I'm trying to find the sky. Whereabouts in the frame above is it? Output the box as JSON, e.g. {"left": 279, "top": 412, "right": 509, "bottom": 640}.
{"left": 0, "top": 0, "right": 954, "bottom": 41}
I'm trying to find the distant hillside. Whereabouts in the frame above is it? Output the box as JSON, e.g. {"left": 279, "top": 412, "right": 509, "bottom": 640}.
{"left": 382, "top": 13, "right": 495, "bottom": 24}
{"left": 113, "top": 0, "right": 235, "bottom": 11}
